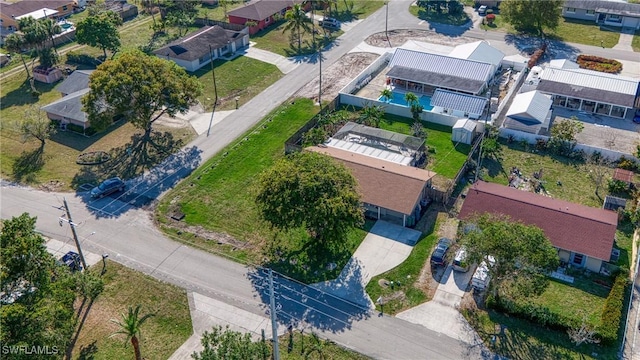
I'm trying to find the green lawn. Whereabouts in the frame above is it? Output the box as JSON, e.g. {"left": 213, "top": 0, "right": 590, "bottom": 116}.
{"left": 252, "top": 21, "right": 342, "bottom": 57}
{"left": 192, "top": 56, "right": 283, "bottom": 111}
{"left": 70, "top": 261, "right": 192, "bottom": 360}
{"left": 378, "top": 114, "right": 470, "bottom": 178}
{"left": 633, "top": 30, "right": 640, "bottom": 52}
{"left": 480, "top": 15, "right": 620, "bottom": 48}
{"left": 409, "top": 5, "right": 471, "bottom": 26}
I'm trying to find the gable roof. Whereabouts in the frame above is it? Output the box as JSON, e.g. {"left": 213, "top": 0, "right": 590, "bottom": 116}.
{"left": 613, "top": 168, "right": 634, "bottom": 184}
{"left": 448, "top": 41, "right": 505, "bottom": 68}
{"left": 430, "top": 89, "right": 488, "bottom": 115}
{"left": 56, "top": 70, "right": 93, "bottom": 96}
{"left": 388, "top": 48, "right": 493, "bottom": 94}
{"left": 506, "top": 90, "right": 552, "bottom": 123}
{"left": 459, "top": 181, "right": 618, "bottom": 261}
{"left": 153, "top": 26, "right": 242, "bottom": 62}
{"left": 537, "top": 65, "right": 639, "bottom": 108}
{"left": 0, "top": 0, "right": 72, "bottom": 18}
{"left": 453, "top": 118, "right": 477, "bottom": 132}
{"left": 564, "top": 0, "right": 640, "bottom": 16}
{"left": 40, "top": 88, "right": 90, "bottom": 123}
{"left": 307, "top": 146, "right": 436, "bottom": 215}
{"left": 228, "top": 0, "right": 298, "bottom": 21}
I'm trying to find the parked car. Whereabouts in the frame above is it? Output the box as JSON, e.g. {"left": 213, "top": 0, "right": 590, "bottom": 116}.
{"left": 478, "top": 5, "right": 487, "bottom": 15}
{"left": 61, "top": 251, "right": 82, "bottom": 272}
{"left": 319, "top": 17, "right": 340, "bottom": 29}
{"left": 452, "top": 246, "right": 469, "bottom": 272}
{"left": 633, "top": 109, "right": 640, "bottom": 124}
{"left": 430, "top": 237, "right": 452, "bottom": 266}
{"left": 90, "top": 177, "right": 125, "bottom": 198}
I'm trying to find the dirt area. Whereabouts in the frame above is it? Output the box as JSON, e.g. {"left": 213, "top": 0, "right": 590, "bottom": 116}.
{"left": 293, "top": 52, "right": 380, "bottom": 101}
{"left": 366, "top": 29, "right": 477, "bottom": 48}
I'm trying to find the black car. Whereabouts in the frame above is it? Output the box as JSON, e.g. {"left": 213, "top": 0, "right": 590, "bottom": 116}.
{"left": 61, "top": 251, "right": 82, "bottom": 272}
{"left": 430, "top": 237, "right": 452, "bottom": 266}
{"left": 91, "top": 177, "right": 125, "bottom": 198}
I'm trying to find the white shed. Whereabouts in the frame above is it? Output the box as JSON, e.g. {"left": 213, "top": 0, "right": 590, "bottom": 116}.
{"left": 452, "top": 119, "right": 477, "bottom": 145}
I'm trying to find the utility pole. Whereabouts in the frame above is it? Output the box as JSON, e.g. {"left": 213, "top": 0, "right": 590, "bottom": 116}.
{"left": 268, "top": 269, "right": 280, "bottom": 360}
{"left": 385, "top": 1, "right": 389, "bottom": 39}
{"left": 62, "top": 198, "right": 88, "bottom": 270}
{"left": 206, "top": 45, "right": 219, "bottom": 137}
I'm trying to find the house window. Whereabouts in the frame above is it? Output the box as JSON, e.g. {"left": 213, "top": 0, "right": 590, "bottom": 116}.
{"left": 265, "top": 16, "right": 270, "bottom": 24}
{"left": 586, "top": 10, "right": 595, "bottom": 15}
{"left": 566, "top": 7, "right": 576, "bottom": 13}
{"left": 572, "top": 253, "right": 584, "bottom": 265}
{"left": 608, "top": 14, "right": 622, "bottom": 22}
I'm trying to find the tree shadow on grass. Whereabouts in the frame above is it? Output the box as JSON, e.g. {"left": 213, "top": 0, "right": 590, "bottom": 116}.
{"left": 77, "top": 341, "right": 98, "bottom": 360}
{"left": 12, "top": 145, "right": 45, "bottom": 183}
{"left": 48, "top": 120, "right": 129, "bottom": 152}
{"left": 73, "top": 131, "right": 202, "bottom": 219}
{"left": 480, "top": 156, "right": 506, "bottom": 178}
{"left": 0, "top": 79, "right": 58, "bottom": 111}
{"left": 66, "top": 297, "right": 96, "bottom": 360}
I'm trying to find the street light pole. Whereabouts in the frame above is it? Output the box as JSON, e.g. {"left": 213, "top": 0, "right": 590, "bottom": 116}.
{"left": 206, "top": 45, "right": 218, "bottom": 137}
{"left": 385, "top": 1, "right": 389, "bottom": 39}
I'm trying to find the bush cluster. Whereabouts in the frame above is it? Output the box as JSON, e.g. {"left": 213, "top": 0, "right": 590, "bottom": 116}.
{"left": 489, "top": 295, "right": 578, "bottom": 330}
{"left": 598, "top": 272, "right": 628, "bottom": 344}
{"left": 66, "top": 51, "right": 100, "bottom": 67}
{"left": 577, "top": 55, "right": 622, "bottom": 74}
{"left": 527, "top": 43, "right": 547, "bottom": 69}
{"left": 617, "top": 156, "right": 639, "bottom": 172}
{"left": 67, "top": 123, "right": 97, "bottom": 136}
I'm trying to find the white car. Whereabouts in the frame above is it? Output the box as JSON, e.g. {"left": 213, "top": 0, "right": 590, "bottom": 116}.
{"left": 478, "top": 5, "right": 487, "bottom": 15}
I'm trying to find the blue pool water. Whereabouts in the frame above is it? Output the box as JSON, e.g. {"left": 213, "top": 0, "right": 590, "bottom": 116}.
{"left": 60, "top": 23, "right": 72, "bottom": 30}
{"left": 379, "top": 92, "right": 434, "bottom": 111}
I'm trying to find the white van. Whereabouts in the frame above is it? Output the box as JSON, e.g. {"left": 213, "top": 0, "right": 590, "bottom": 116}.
{"left": 471, "top": 256, "right": 495, "bottom": 290}
{"left": 452, "top": 247, "right": 469, "bottom": 272}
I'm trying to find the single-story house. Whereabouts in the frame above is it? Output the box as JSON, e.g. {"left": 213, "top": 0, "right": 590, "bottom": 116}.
{"left": 307, "top": 145, "right": 436, "bottom": 227}
{"left": 228, "top": 0, "right": 307, "bottom": 35}
{"left": 0, "top": 0, "right": 75, "bottom": 31}
{"left": 563, "top": 0, "right": 640, "bottom": 30}
{"left": 529, "top": 60, "right": 640, "bottom": 119}
{"left": 459, "top": 181, "right": 618, "bottom": 273}
{"left": 41, "top": 88, "right": 90, "bottom": 131}
{"left": 429, "top": 89, "right": 488, "bottom": 120}
{"left": 448, "top": 40, "right": 505, "bottom": 74}
{"left": 56, "top": 69, "right": 93, "bottom": 96}
{"left": 387, "top": 48, "right": 495, "bottom": 96}
{"left": 153, "top": 25, "right": 249, "bottom": 72}
{"left": 503, "top": 90, "right": 553, "bottom": 134}
{"left": 452, "top": 118, "right": 477, "bottom": 145}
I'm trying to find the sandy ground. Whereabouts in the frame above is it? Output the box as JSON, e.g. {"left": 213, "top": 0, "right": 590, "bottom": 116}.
{"left": 366, "top": 29, "right": 477, "bottom": 48}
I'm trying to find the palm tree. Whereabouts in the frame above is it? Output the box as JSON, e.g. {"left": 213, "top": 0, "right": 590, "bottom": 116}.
{"left": 305, "top": 332, "right": 327, "bottom": 359}
{"left": 283, "top": 3, "right": 312, "bottom": 55}
{"left": 4, "top": 33, "right": 30, "bottom": 79}
{"left": 404, "top": 91, "right": 418, "bottom": 106}
{"left": 380, "top": 88, "right": 393, "bottom": 102}
{"left": 41, "top": 18, "right": 62, "bottom": 58}
{"left": 110, "top": 305, "right": 154, "bottom": 360}
{"left": 358, "top": 104, "right": 384, "bottom": 127}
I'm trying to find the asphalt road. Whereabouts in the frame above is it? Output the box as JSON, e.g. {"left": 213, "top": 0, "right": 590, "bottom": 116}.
{"left": 2, "top": 1, "right": 638, "bottom": 358}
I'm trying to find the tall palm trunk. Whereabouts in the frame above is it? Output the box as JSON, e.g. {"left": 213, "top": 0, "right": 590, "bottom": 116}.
{"left": 131, "top": 336, "right": 142, "bottom": 360}
{"left": 297, "top": 26, "right": 301, "bottom": 55}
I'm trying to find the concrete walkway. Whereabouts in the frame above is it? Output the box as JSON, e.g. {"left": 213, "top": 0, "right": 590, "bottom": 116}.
{"left": 46, "top": 237, "right": 103, "bottom": 268}
{"left": 243, "top": 43, "right": 300, "bottom": 74}
{"left": 396, "top": 265, "right": 479, "bottom": 344}
{"left": 613, "top": 27, "right": 635, "bottom": 52}
{"left": 311, "top": 221, "right": 421, "bottom": 308}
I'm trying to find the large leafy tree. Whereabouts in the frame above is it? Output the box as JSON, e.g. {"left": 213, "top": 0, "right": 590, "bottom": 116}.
{"left": 459, "top": 213, "right": 559, "bottom": 302}
{"left": 0, "top": 213, "right": 78, "bottom": 356}
{"left": 499, "top": 0, "right": 563, "bottom": 36}
{"left": 110, "top": 305, "right": 155, "bottom": 360}
{"left": 191, "top": 325, "right": 270, "bottom": 360}
{"left": 4, "top": 33, "right": 30, "bottom": 79}
{"left": 283, "top": 3, "right": 312, "bottom": 55}
{"left": 83, "top": 49, "right": 202, "bottom": 135}
{"left": 255, "top": 152, "right": 364, "bottom": 247}
{"left": 163, "top": 0, "right": 199, "bottom": 36}
{"left": 76, "top": 10, "right": 122, "bottom": 59}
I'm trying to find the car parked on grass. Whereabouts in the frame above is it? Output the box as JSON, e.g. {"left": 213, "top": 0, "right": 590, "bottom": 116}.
{"left": 61, "top": 251, "right": 82, "bottom": 272}
{"left": 90, "top": 177, "right": 125, "bottom": 198}
{"left": 430, "top": 237, "right": 452, "bottom": 266}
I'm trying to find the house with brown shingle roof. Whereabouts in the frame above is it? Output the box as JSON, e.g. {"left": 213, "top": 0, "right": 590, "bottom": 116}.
{"left": 459, "top": 181, "right": 618, "bottom": 273}
{"left": 307, "top": 145, "right": 436, "bottom": 227}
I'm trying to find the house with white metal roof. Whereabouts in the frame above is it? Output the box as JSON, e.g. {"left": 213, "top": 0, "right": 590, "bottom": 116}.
{"left": 448, "top": 41, "right": 505, "bottom": 73}
{"left": 387, "top": 48, "right": 494, "bottom": 96}
{"left": 504, "top": 90, "right": 553, "bottom": 134}
{"left": 429, "top": 89, "right": 488, "bottom": 120}
{"left": 529, "top": 60, "right": 640, "bottom": 119}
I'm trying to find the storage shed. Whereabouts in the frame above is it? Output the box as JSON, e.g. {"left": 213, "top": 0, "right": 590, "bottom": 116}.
{"left": 452, "top": 119, "right": 477, "bottom": 145}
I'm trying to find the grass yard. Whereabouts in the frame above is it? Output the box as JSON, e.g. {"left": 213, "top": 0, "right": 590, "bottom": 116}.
{"left": 462, "top": 308, "right": 616, "bottom": 360}
{"left": 192, "top": 56, "right": 283, "bottom": 111}
{"left": 633, "top": 30, "right": 640, "bottom": 52}
{"left": 277, "top": 331, "right": 370, "bottom": 360}
{"left": 480, "top": 15, "right": 620, "bottom": 48}
{"left": 377, "top": 113, "right": 470, "bottom": 178}
{"left": 69, "top": 261, "right": 192, "bottom": 360}
{"left": 366, "top": 210, "right": 443, "bottom": 315}
{"left": 252, "top": 21, "right": 342, "bottom": 57}
{"left": 409, "top": 5, "right": 471, "bottom": 26}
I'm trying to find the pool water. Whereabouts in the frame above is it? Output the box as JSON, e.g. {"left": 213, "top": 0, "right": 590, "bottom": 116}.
{"left": 60, "top": 23, "right": 72, "bottom": 30}
{"left": 379, "top": 92, "right": 434, "bottom": 111}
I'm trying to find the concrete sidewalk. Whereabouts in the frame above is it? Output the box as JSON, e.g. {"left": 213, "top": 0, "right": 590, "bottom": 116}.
{"left": 613, "top": 27, "right": 635, "bottom": 52}
{"left": 46, "top": 237, "right": 103, "bottom": 268}
{"left": 243, "top": 43, "right": 300, "bottom": 74}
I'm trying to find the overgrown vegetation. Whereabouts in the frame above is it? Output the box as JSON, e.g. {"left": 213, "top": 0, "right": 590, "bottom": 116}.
{"left": 598, "top": 271, "right": 629, "bottom": 344}
{"left": 576, "top": 54, "right": 623, "bottom": 74}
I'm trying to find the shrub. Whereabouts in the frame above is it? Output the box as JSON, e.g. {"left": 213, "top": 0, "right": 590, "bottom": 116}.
{"left": 486, "top": 13, "right": 495, "bottom": 24}
{"left": 598, "top": 273, "right": 628, "bottom": 344}
{"left": 527, "top": 43, "right": 547, "bottom": 69}
{"left": 493, "top": 295, "right": 578, "bottom": 330}
{"left": 608, "top": 179, "right": 628, "bottom": 194}
{"left": 576, "top": 54, "right": 622, "bottom": 74}
{"left": 617, "top": 156, "right": 638, "bottom": 172}
{"left": 66, "top": 123, "right": 97, "bottom": 136}
{"left": 66, "top": 51, "right": 100, "bottom": 67}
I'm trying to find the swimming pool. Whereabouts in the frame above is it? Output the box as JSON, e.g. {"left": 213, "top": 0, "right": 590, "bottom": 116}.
{"left": 60, "top": 22, "right": 73, "bottom": 30}
{"left": 379, "top": 92, "right": 434, "bottom": 111}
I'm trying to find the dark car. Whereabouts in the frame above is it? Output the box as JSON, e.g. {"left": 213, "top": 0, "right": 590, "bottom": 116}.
{"left": 61, "top": 251, "right": 82, "bottom": 272}
{"left": 319, "top": 17, "right": 340, "bottom": 29}
{"left": 430, "top": 237, "right": 452, "bottom": 266}
{"left": 91, "top": 177, "right": 125, "bottom": 198}
{"left": 633, "top": 109, "right": 640, "bottom": 124}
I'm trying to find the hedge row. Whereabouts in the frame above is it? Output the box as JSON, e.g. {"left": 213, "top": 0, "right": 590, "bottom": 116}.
{"left": 66, "top": 51, "right": 100, "bottom": 67}
{"left": 598, "top": 273, "right": 628, "bottom": 344}
{"left": 577, "top": 54, "right": 622, "bottom": 74}
{"left": 488, "top": 294, "right": 579, "bottom": 330}
{"left": 527, "top": 43, "right": 547, "bottom": 69}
